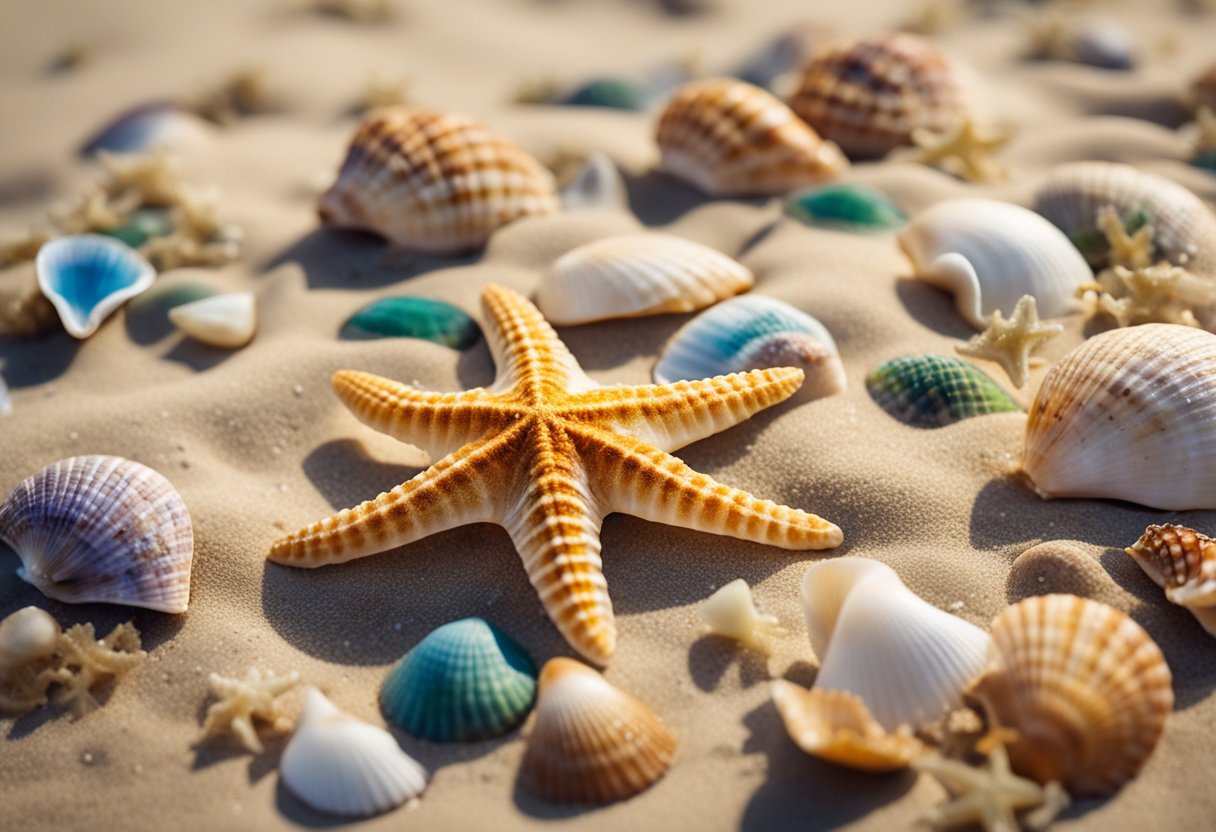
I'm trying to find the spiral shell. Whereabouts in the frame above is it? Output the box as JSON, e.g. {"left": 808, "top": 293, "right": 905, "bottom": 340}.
{"left": 866, "top": 355, "right": 1018, "bottom": 428}
{"left": 1126, "top": 524, "right": 1216, "bottom": 637}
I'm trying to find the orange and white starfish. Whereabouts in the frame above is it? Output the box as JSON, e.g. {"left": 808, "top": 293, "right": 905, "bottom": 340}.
{"left": 269, "top": 284, "right": 842, "bottom": 663}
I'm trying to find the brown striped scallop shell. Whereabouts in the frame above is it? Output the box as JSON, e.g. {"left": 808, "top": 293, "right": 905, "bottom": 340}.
{"left": 1126, "top": 524, "right": 1216, "bottom": 637}
{"left": 655, "top": 78, "right": 847, "bottom": 197}
{"left": 319, "top": 107, "right": 560, "bottom": 254}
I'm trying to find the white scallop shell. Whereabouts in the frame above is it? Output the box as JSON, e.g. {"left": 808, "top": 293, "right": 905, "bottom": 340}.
{"left": 897, "top": 199, "right": 1091, "bottom": 329}
{"left": 168, "top": 291, "right": 256, "bottom": 349}
{"left": 36, "top": 234, "right": 157, "bottom": 339}
{"left": 699, "top": 578, "right": 779, "bottom": 648}
{"left": 537, "top": 234, "right": 754, "bottom": 325}
{"left": 560, "top": 152, "right": 629, "bottom": 213}
{"left": 0, "top": 455, "right": 194, "bottom": 613}
{"left": 0, "top": 607, "right": 60, "bottom": 673}
{"left": 801, "top": 558, "right": 989, "bottom": 731}
{"left": 281, "top": 687, "right": 428, "bottom": 818}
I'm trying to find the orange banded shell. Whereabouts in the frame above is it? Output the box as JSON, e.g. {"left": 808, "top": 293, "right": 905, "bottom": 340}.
{"left": 1126, "top": 524, "right": 1216, "bottom": 637}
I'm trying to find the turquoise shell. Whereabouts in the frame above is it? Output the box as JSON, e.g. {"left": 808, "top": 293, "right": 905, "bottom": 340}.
{"left": 380, "top": 618, "right": 537, "bottom": 742}
{"left": 35, "top": 234, "right": 157, "bottom": 339}
{"left": 102, "top": 208, "right": 176, "bottom": 248}
{"left": 340, "top": 296, "right": 480, "bottom": 348}
{"left": 561, "top": 78, "right": 649, "bottom": 111}
{"left": 1194, "top": 151, "right": 1216, "bottom": 173}
{"left": 866, "top": 355, "right": 1018, "bottom": 428}
{"left": 784, "top": 184, "right": 907, "bottom": 233}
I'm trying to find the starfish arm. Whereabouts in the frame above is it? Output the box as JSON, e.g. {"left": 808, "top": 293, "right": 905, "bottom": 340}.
{"left": 571, "top": 425, "right": 843, "bottom": 550}
{"left": 481, "top": 283, "right": 598, "bottom": 399}
{"left": 559, "top": 368, "right": 806, "bottom": 452}
{"left": 268, "top": 426, "right": 525, "bottom": 567}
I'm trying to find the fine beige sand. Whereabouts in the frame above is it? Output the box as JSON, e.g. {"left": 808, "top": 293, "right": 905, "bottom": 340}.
{"left": 3, "top": 1, "right": 1216, "bottom": 830}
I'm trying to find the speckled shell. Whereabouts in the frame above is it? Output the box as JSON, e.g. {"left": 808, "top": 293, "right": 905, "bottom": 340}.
{"left": 521, "top": 657, "right": 677, "bottom": 804}
{"left": 656, "top": 78, "right": 846, "bottom": 197}
{"left": 0, "top": 456, "right": 193, "bottom": 613}
{"left": 866, "top": 355, "right": 1018, "bottom": 428}
{"left": 1190, "top": 63, "right": 1216, "bottom": 114}
{"left": 36, "top": 234, "right": 157, "bottom": 339}
{"left": 1126, "top": 524, "right": 1216, "bottom": 636}
{"left": 318, "top": 108, "right": 560, "bottom": 253}
{"left": 787, "top": 33, "right": 970, "bottom": 159}
{"left": 970, "top": 595, "right": 1173, "bottom": 796}
{"left": 537, "top": 233, "right": 754, "bottom": 325}
{"left": 1022, "top": 324, "right": 1216, "bottom": 510}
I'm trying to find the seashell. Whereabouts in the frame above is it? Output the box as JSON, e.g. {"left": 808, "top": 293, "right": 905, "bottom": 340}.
{"left": 0, "top": 606, "right": 60, "bottom": 673}
{"left": 787, "top": 33, "right": 970, "bottom": 159}
{"left": 866, "top": 355, "right": 1018, "bottom": 428}
{"left": 655, "top": 77, "right": 847, "bottom": 197}
{"left": 0, "top": 455, "right": 194, "bottom": 613}
{"left": 168, "top": 291, "right": 256, "bottom": 349}
{"left": 969, "top": 595, "right": 1173, "bottom": 795}
{"left": 521, "top": 657, "right": 677, "bottom": 804}
{"left": 1192, "top": 63, "right": 1216, "bottom": 114}
{"left": 318, "top": 107, "right": 560, "bottom": 254}
{"left": 771, "top": 681, "right": 925, "bottom": 772}
{"left": 35, "top": 234, "right": 157, "bottom": 339}
{"left": 560, "top": 78, "right": 650, "bottom": 110}
{"left": 653, "top": 295, "right": 845, "bottom": 402}
{"left": 1070, "top": 21, "right": 1135, "bottom": 70}
{"left": 698, "top": 578, "right": 780, "bottom": 649}
{"left": 0, "top": 373, "right": 10, "bottom": 417}
{"left": 801, "top": 558, "right": 989, "bottom": 731}
{"left": 341, "top": 296, "right": 480, "bottom": 348}
{"left": 1126, "top": 524, "right": 1216, "bottom": 637}
{"left": 537, "top": 233, "right": 754, "bottom": 325}
{"left": 78, "top": 101, "right": 211, "bottom": 157}
{"left": 1022, "top": 324, "right": 1216, "bottom": 509}
{"left": 560, "top": 151, "right": 629, "bottom": 213}
{"left": 1033, "top": 161, "right": 1216, "bottom": 275}
{"left": 281, "top": 687, "right": 428, "bottom": 818}
{"left": 100, "top": 207, "right": 176, "bottom": 249}
{"left": 785, "top": 183, "right": 906, "bottom": 233}
{"left": 897, "top": 199, "right": 1091, "bottom": 329}
{"left": 380, "top": 618, "right": 536, "bottom": 742}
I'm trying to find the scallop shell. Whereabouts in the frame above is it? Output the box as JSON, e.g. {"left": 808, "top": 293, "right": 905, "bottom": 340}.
{"left": 0, "top": 607, "right": 60, "bottom": 673}
{"left": 1126, "top": 524, "right": 1216, "bottom": 637}
{"left": 787, "top": 33, "right": 970, "bottom": 159}
{"left": 698, "top": 578, "right": 780, "bottom": 648}
{"left": 1022, "top": 324, "right": 1216, "bottom": 509}
{"left": 771, "top": 681, "right": 925, "bottom": 772}
{"left": 898, "top": 199, "right": 1091, "bottom": 329}
{"left": 653, "top": 295, "right": 844, "bottom": 401}
{"left": 537, "top": 233, "right": 754, "bottom": 325}
{"left": 78, "top": 101, "right": 211, "bottom": 157}
{"left": 866, "top": 355, "right": 1018, "bottom": 428}
{"left": 801, "top": 558, "right": 989, "bottom": 731}
{"left": 318, "top": 107, "right": 560, "bottom": 254}
{"left": 168, "top": 291, "right": 256, "bottom": 349}
{"left": 281, "top": 687, "right": 428, "bottom": 818}
{"left": 969, "top": 595, "right": 1173, "bottom": 795}
{"left": 1033, "top": 161, "right": 1216, "bottom": 275}
{"left": 36, "top": 234, "right": 157, "bottom": 339}
{"left": 380, "top": 618, "right": 537, "bottom": 742}
{"left": 521, "top": 657, "right": 677, "bottom": 804}
{"left": 0, "top": 456, "right": 194, "bottom": 613}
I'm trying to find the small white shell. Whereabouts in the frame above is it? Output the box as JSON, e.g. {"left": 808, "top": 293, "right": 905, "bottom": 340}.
{"left": 537, "top": 234, "right": 754, "bottom": 325}
{"left": 898, "top": 199, "right": 1091, "bottom": 329}
{"left": 699, "top": 578, "right": 779, "bottom": 648}
{"left": 0, "top": 372, "right": 10, "bottom": 417}
{"left": 168, "top": 291, "right": 256, "bottom": 349}
{"left": 281, "top": 687, "right": 428, "bottom": 818}
{"left": 79, "top": 101, "right": 212, "bottom": 156}
{"left": 0, "top": 607, "right": 60, "bottom": 673}
{"left": 560, "top": 152, "right": 629, "bottom": 213}
{"left": 36, "top": 234, "right": 157, "bottom": 339}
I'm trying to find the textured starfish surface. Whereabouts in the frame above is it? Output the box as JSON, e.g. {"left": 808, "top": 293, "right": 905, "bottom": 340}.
{"left": 911, "top": 118, "right": 1012, "bottom": 183}
{"left": 955, "top": 295, "right": 1062, "bottom": 389}
{"left": 200, "top": 667, "right": 301, "bottom": 754}
{"left": 1096, "top": 205, "right": 1154, "bottom": 270}
{"left": 269, "top": 284, "right": 843, "bottom": 663}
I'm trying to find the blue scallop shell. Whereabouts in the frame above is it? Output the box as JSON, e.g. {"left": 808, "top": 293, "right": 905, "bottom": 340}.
{"left": 380, "top": 618, "right": 537, "bottom": 742}
{"left": 866, "top": 354, "right": 1018, "bottom": 428}
{"left": 35, "top": 235, "right": 157, "bottom": 339}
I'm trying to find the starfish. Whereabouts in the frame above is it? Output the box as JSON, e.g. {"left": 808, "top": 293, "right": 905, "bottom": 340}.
{"left": 1089, "top": 262, "right": 1216, "bottom": 328}
{"left": 200, "top": 667, "right": 302, "bottom": 754}
{"left": 955, "top": 296, "right": 1063, "bottom": 389}
{"left": 48, "top": 622, "right": 147, "bottom": 719}
{"left": 911, "top": 118, "right": 1012, "bottom": 184}
{"left": 269, "top": 285, "right": 842, "bottom": 663}
{"left": 1096, "top": 205, "right": 1154, "bottom": 270}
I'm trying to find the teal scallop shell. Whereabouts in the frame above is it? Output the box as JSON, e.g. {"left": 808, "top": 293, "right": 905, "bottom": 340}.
{"left": 865, "top": 355, "right": 1018, "bottom": 428}
{"left": 340, "top": 296, "right": 480, "bottom": 348}
{"left": 380, "top": 618, "right": 537, "bottom": 742}
{"left": 785, "top": 184, "right": 906, "bottom": 233}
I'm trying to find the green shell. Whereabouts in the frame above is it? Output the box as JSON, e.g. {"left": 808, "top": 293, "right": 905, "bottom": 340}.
{"left": 784, "top": 184, "right": 907, "bottom": 233}
{"left": 340, "top": 296, "right": 480, "bottom": 349}
{"left": 866, "top": 355, "right": 1019, "bottom": 428}
{"left": 101, "top": 207, "right": 175, "bottom": 248}
{"left": 380, "top": 618, "right": 537, "bottom": 742}
{"left": 1194, "top": 151, "right": 1216, "bottom": 173}
{"left": 561, "top": 78, "right": 649, "bottom": 111}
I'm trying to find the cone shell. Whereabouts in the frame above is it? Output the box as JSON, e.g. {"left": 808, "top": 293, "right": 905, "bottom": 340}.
{"left": 866, "top": 354, "right": 1018, "bottom": 428}
{"left": 537, "top": 233, "right": 754, "bottom": 325}
{"left": 168, "top": 291, "right": 256, "bottom": 349}
{"left": 0, "top": 456, "right": 193, "bottom": 613}
{"left": 521, "top": 657, "right": 677, "bottom": 804}
{"left": 970, "top": 595, "right": 1173, "bottom": 796}
{"left": 318, "top": 107, "right": 559, "bottom": 253}
{"left": 36, "top": 234, "right": 157, "bottom": 339}
{"left": 655, "top": 77, "right": 846, "bottom": 197}
{"left": 1022, "top": 324, "right": 1216, "bottom": 510}
{"left": 1126, "top": 524, "right": 1216, "bottom": 636}
{"left": 281, "top": 688, "right": 428, "bottom": 818}
{"left": 787, "top": 33, "right": 970, "bottom": 159}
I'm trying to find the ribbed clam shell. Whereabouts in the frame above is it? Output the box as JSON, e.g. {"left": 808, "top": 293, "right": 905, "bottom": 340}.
{"left": 1033, "top": 162, "right": 1216, "bottom": 275}
{"left": 1126, "top": 524, "right": 1216, "bottom": 636}
{"left": 970, "top": 595, "right": 1173, "bottom": 795}
{"left": 521, "top": 657, "right": 677, "bottom": 804}
{"left": 800, "top": 558, "right": 989, "bottom": 731}
{"left": 1022, "top": 324, "right": 1216, "bottom": 509}
{"left": 866, "top": 355, "right": 1018, "bottom": 428}
{"left": 0, "top": 455, "right": 193, "bottom": 613}
{"left": 78, "top": 101, "right": 211, "bottom": 157}
{"left": 655, "top": 77, "right": 847, "bottom": 197}
{"left": 653, "top": 295, "right": 844, "bottom": 402}
{"left": 380, "top": 617, "right": 536, "bottom": 742}
{"left": 318, "top": 107, "right": 559, "bottom": 253}
{"left": 787, "top": 33, "right": 969, "bottom": 159}
{"left": 0, "top": 606, "right": 60, "bottom": 673}
{"left": 698, "top": 578, "right": 779, "bottom": 647}
{"left": 36, "top": 234, "right": 157, "bottom": 339}
{"left": 537, "top": 233, "right": 754, "bottom": 325}
{"left": 281, "top": 688, "right": 428, "bottom": 818}
{"left": 168, "top": 291, "right": 256, "bottom": 349}
{"left": 898, "top": 199, "right": 1091, "bottom": 329}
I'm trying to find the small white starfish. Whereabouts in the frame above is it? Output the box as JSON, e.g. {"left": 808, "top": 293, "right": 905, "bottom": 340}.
{"left": 956, "top": 296, "right": 1063, "bottom": 389}
{"left": 912, "top": 118, "right": 1013, "bottom": 183}
{"left": 1096, "top": 205, "right": 1154, "bottom": 270}
{"left": 200, "top": 667, "right": 301, "bottom": 754}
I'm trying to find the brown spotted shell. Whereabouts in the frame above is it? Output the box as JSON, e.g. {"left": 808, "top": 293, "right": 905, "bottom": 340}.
{"left": 656, "top": 78, "right": 847, "bottom": 197}
{"left": 319, "top": 107, "right": 559, "bottom": 254}
{"left": 1191, "top": 63, "right": 1216, "bottom": 113}
{"left": 1126, "top": 524, "right": 1216, "bottom": 637}
{"left": 786, "top": 33, "right": 969, "bottom": 160}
